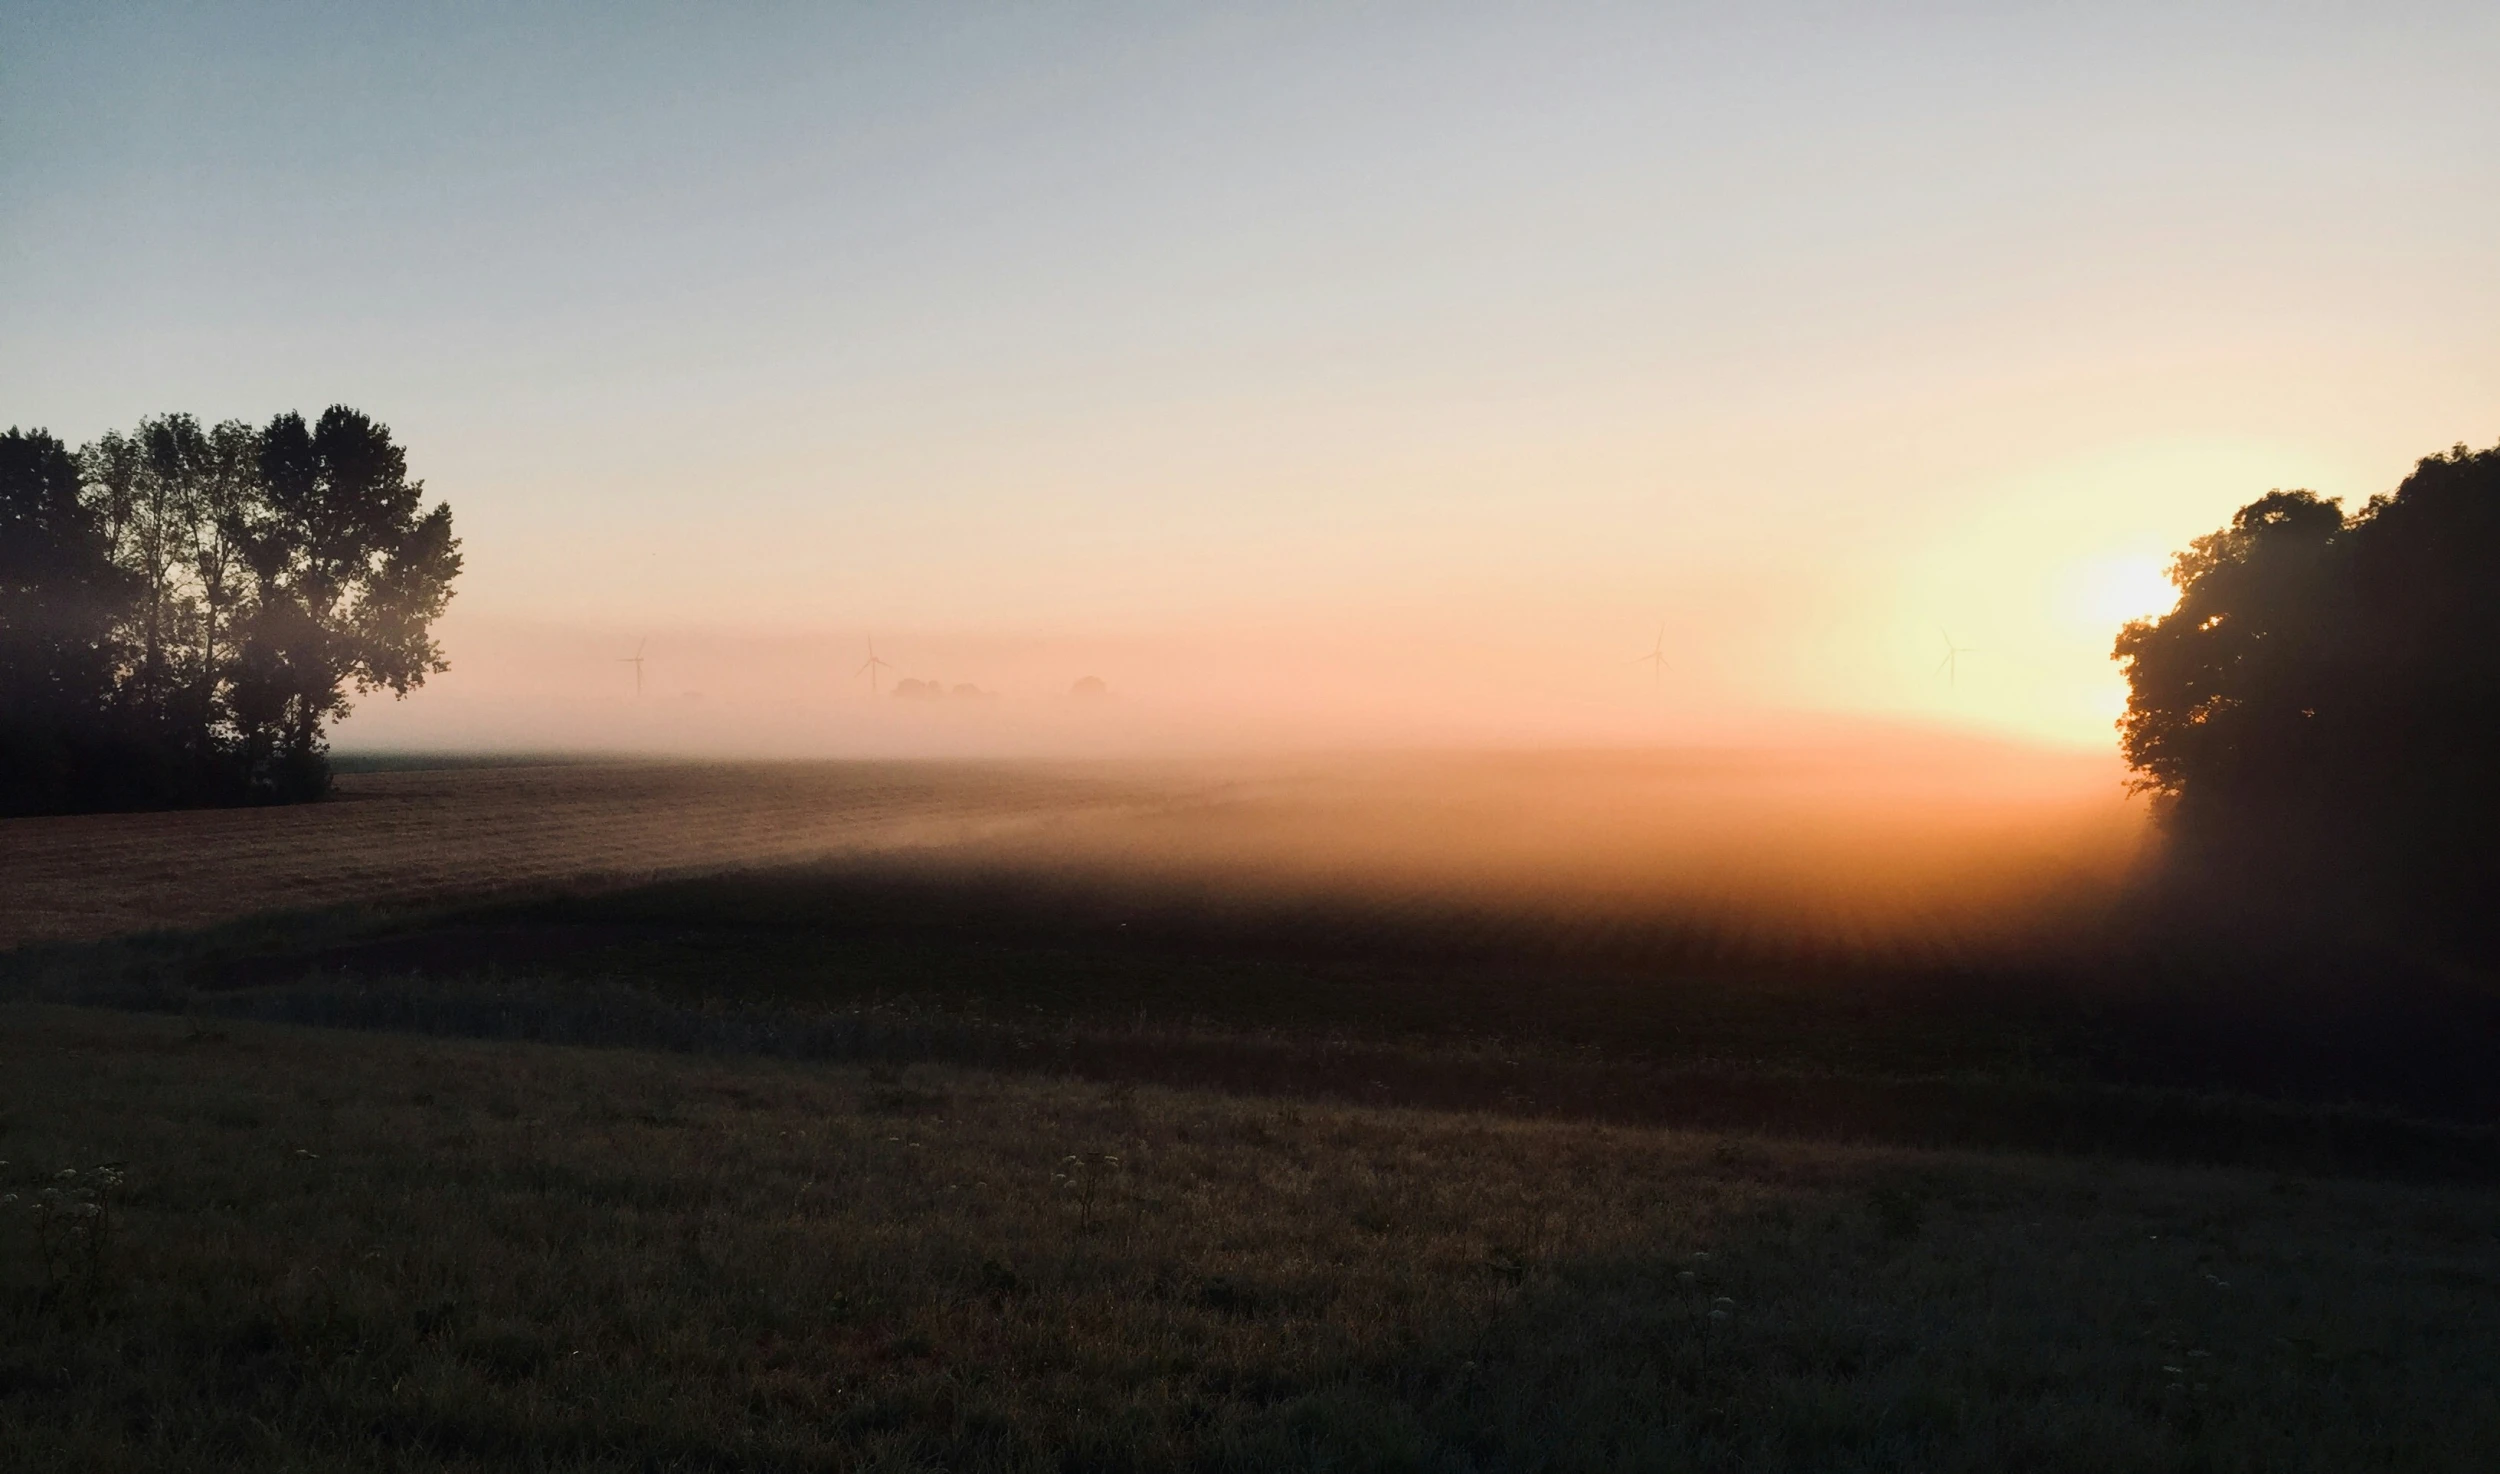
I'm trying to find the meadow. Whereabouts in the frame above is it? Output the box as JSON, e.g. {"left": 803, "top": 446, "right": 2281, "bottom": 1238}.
{"left": 7, "top": 1006, "right": 2499, "bottom": 1472}
{"left": 0, "top": 759, "right": 1165, "bottom": 950}
{"left": 5, "top": 754, "right": 2498, "bottom": 1468}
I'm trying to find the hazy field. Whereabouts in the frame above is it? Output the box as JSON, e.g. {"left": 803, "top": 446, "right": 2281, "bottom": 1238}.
{"left": 0, "top": 743, "right": 2142, "bottom": 956}
{"left": 13, "top": 750, "right": 2489, "bottom": 1140}
{"left": 0, "top": 760, "right": 1160, "bottom": 950}
{"left": 6, "top": 1006, "right": 2497, "bottom": 1472}
{"left": 9, "top": 749, "right": 2492, "bottom": 1469}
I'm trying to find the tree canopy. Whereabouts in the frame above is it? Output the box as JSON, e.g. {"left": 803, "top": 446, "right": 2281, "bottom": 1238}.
{"left": 2115, "top": 442, "right": 2500, "bottom": 952}
{"left": 0, "top": 408, "right": 459, "bottom": 814}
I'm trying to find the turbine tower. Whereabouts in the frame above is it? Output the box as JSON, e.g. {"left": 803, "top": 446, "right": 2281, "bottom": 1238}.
{"left": 1634, "top": 623, "right": 1667, "bottom": 688}
{"left": 1936, "top": 629, "right": 1977, "bottom": 688}
{"left": 855, "top": 636, "right": 893, "bottom": 696}
{"left": 620, "top": 638, "right": 647, "bottom": 697}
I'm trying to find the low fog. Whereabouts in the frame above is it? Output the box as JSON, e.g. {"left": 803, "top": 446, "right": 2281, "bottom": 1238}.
{"left": 927, "top": 743, "right": 2146, "bottom": 965}
{"left": 316, "top": 617, "right": 2150, "bottom": 965}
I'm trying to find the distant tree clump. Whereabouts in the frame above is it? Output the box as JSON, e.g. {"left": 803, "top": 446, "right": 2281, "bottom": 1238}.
{"left": 2114, "top": 442, "right": 2500, "bottom": 952}
{"left": 0, "top": 408, "right": 459, "bottom": 814}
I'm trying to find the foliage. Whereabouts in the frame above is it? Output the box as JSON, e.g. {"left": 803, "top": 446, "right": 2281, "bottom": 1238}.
{"left": 2115, "top": 443, "right": 2500, "bottom": 951}
{"left": 0, "top": 409, "right": 458, "bottom": 813}
{"left": 0, "top": 429, "right": 133, "bottom": 812}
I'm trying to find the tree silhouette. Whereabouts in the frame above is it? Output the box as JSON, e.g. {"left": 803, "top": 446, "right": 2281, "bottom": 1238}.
{"left": 2115, "top": 442, "right": 2500, "bottom": 953}
{"left": 234, "top": 408, "right": 461, "bottom": 797}
{"left": 0, "top": 407, "right": 459, "bottom": 814}
{"left": 0, "top": 428, "right": 134, "bottom": 812}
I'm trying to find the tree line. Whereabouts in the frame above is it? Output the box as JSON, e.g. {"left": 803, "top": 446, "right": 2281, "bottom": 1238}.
{"left": 2116, "top": 440, "right": 2499, "bottom": 956}
{"left": 0, "top": 408, "right": 458, "bottom": 815}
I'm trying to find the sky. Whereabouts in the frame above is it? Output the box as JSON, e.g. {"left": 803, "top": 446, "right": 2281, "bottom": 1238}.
{"left": 5, "top": 2, "right": 2495, "bottom": 757}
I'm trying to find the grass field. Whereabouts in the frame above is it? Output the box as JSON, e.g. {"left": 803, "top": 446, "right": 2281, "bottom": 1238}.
{"left": 7, "top": 1005, "right": 2499, "bottom": 1472}
{"left": 0, "top": 747, "right": 2139, "bottom": 955}
{"left": 0, "top": 759, "right": 1173, "bottom": 950}
{"left": 6, "top": 755, "right": 2496, "bottom": 1468}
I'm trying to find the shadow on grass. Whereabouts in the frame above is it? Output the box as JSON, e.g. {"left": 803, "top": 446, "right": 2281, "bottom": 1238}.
{"left": 7, "top": 854, "right": 2500, "bottom": 1181}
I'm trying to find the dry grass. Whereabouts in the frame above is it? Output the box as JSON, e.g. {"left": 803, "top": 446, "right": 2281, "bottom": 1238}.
{"left": 5, "top": 1005, "right": 2497, "bottom": 1471}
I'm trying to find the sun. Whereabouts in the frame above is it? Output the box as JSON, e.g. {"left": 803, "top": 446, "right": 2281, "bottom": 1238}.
{"left": 2071, "top": 556, "right": 2178, "bottom": 631}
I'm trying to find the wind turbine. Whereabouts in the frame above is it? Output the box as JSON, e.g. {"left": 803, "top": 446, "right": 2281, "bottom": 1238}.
{"left": 1936, "top": 629, "right": 1977, "bottom": 688}
{"left": 855, "top": 636, "right": 892, "bottom": 697}
{"left": 620, "top": 638, "right": 647, "bottom": 697}
{"left": 1633, "top": 623, "right": 1667, "bottom": 688}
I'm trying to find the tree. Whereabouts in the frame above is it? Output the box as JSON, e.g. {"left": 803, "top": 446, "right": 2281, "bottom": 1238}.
{"left": 2114, "top": 443, "right": 2500, "bottom": 953}
{"left": 131, "top": 414, "right": 207, "bottom": 733}
{"left": 233, "top": 408, "right": 460, "bottom": 798}
{"left": 0, "top": 406, "right": 459, "bottom": 814}
{"left": 186, "top": 418, "right": 261, "bottom": 765}
{"left": 0, "top": 428, "right": 131, "bottom": 812}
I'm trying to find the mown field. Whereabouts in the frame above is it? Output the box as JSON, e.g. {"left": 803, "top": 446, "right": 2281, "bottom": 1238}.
{"left": 19, "top": 840, "right": 2498, "bottom": 1179}
{"left": 0, "top": 746, "right": 2140, "bottom": 956}
{"left": 6, "top": 755, "right": 2497, "bottom": 1468}
{"left": 7, "top": 1006, "right": 2500, "bottom": 1472}
{"left": 0, "top": 759, "right": 1173, "bottom": 950}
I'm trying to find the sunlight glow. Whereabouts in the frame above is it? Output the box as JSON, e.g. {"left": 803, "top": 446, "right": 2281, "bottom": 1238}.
{"left": 2071, "top": 556, "right": 2180, "bottom": 632}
